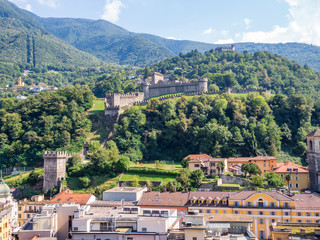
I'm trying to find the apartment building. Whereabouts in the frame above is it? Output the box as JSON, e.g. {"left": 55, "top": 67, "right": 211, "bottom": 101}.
{"left": 186, "top": 191, "right": 320, "bottom": 239}
{"left": 187, "top": 154, "right": 276, "bottom": 175}
{"left": 273, "top": 161, "right": 309, "bottom": 190}
{"left": 18, "top": 195, "right": 47, "bottom": 226}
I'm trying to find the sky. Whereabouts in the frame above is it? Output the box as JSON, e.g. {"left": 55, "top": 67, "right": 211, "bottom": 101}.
{"left": 8, "top": 0, "right": 320, "bottom": 46}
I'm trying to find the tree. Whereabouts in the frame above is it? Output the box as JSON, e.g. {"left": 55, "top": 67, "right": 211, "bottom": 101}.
{"left": 131, "top": 175, "right": 140, "bottom": 187}
{"left": 176, "top": 168, "right": 191, "bottom": 189}
{"left": 181, "top": 157, "right": 191, "bottom": 168}
{"left": 114, "top": 156, "right": 130, "bottom": 173}
{"left": 251, "top": 175, "right": 265, "bottom": 188}
{"left": 79, "top": 176, "right": 91, "bottom": 188}
{"left": 146, "top": 180, "right": 153, "bottom": 189}
{"left": 27, "top": 170, "right": 40, "bottom": 186}
{"left": 217, "top": 161, "right": 225, "bottom": 175}
{"left": 190, "top": 169, "right": 204, "bottom": 188}
{"left": 242, "top": 163, "right": 262, "bottom": 177}
{"left": 88, "top": 148, "right": 111, "bottom": 172}
{"left": 285, "top": 173, "right": 292, "bottom": 189}
{"left": 264, "top": 172, "right": 285, "bottom": 187}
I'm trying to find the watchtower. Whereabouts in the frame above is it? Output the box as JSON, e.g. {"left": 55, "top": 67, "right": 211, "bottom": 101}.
{"left": 198, "top": 77, "right": 208, "bottom": 92}
{"left": 306, "top": 129, "right": 320, "bottom": 192}
{"left": 43, "top": 151, "right": 68, "bottom": 190}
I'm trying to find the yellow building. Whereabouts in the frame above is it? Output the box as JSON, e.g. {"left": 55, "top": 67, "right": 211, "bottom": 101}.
{"left": 13, "top": 77, "right": 24, "bottom": 87}
{"left": 273, "top": 161, "right": 309, "bottom": 190}
{"left": 18, "top": 195, "right": 47, "bottom": 226}
{"left": 0, "top": 207, "right": 11, "bottom": 240}
{"left": 186, "top": 191, "right": 320, "bottom": 239}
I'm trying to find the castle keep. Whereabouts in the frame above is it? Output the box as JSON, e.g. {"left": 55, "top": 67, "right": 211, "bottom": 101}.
{"left": 43, "top": 151, "right": 70, "bottom": 190}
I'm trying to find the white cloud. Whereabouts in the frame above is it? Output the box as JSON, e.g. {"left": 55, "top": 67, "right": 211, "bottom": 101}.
{"left": 202, "top": 27, "right": 213, "bottom": 35}
{"left": 37, "top": 0, "right": 58, "bottom": 8}
{"left": 221, "top": 30, "right": 229, "bottom": 37}
{"left": 214, "top": 38, "right": 235, "bottom": 44}
{"left": 241, "top": 0, "right": 320, "bottom": 45}
{"left": 101, "top": 0, "right": 125, "bottom": 23}
{"left": 24, "top": 3, "right": 32, "bottom": 11}
{"left": 166, "top": 36, "right": 182, "bottom": 40}
{"left": 244, "top": 18, "right": 251, "bottom": 29}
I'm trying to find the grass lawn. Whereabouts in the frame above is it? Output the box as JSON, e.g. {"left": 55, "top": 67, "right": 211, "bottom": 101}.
{"left": 219, "top": 183, "right": 240, "bottom": 187}
{"left": 67, "top": 174, "right": 111, "bottom": 191}
{"left": 130, "top": 162, "right": 182, "bottom": 171}
{"left": 88, "top": 99, "right": 105, "bottom": 115}
{"left": 120, "top": 173, "right": 175, "bottom": 183}
{"left": 4, "top": 168, "right": 43, "bottom": 185}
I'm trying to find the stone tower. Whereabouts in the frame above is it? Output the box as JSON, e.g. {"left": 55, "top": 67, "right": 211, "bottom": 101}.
{"left": 143, "top": 81, "right": 150, "bottom": 100}
{"left": 306, "top": 129, "right": 320, "bottom": 192}
{"left": 198, "top": 77, "right": 208, "bottom": 92}
{"left": 43, "top": 151, "right": 68, "bottom": 190}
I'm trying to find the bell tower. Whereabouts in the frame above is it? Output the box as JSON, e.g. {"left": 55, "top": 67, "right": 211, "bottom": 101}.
{"left": 307, "top": 129, "right": 320, "bottom": 192}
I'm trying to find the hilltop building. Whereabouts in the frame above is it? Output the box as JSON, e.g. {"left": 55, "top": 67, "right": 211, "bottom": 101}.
{"left": 307, "top": 129, "right": 320, "bottom": 192}
{"left": 273, "top": 161, "right": 309, "bottom": 190}
{"left": 215, "top": 44, "right": 236, "bottom": 53}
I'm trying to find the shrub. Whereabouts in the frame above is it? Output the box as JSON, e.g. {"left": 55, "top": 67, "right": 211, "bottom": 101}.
{"left": 79, "top": 176, "right": 91, "bottom": 188}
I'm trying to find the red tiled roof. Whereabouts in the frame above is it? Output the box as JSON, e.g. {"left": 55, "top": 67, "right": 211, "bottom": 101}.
{"left": 138, "top": 191, "right": 189, "bottom": 207}
{"left": 228, "top": 156, "right": 276, "bottom": 163}
{"left": 184, "top": 154, "right": 212, "bottom": 160}
{"left": 48, "top": 189, "right": 94, "bottom": 205}
{"left": 273, "top": 161, "right": 308, "bottom": 173}
{"left": 292, "top": 194, "right": 320, "bottom": 209}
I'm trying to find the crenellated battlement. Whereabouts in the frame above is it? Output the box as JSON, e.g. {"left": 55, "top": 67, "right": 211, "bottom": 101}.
{"left": 43, "top": 151, "right": 70, "bottom": 158}
{"left": 105, "top": 105, "right": 121, "bottom": 110}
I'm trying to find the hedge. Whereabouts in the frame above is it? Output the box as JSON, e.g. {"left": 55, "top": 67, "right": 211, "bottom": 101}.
{"left": 127, "top": 167, "right": 179, "bottom": 177}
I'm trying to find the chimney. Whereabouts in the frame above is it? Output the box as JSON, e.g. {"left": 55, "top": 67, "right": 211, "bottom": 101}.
{"left": 186, "top": 188, "right": 189, "bottom": 193}
{"left": 174, "top": 188, "right": 176, "bottom": 192}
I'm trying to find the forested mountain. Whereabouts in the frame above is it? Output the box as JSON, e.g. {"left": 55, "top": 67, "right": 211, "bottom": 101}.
{"left": 0, "top": 0, "right": 101, "bottom": 69}
{"left": 38, "top": 16, "right": 320, "bottom": 70}
{"left": 113, "top": 93, "right": 317, "bottom": 163}
{"left": 144, "top": 50, "right": 320, "bottom": 99}
{"left": 38, "top": 18, "right": 175, "bottom": 66}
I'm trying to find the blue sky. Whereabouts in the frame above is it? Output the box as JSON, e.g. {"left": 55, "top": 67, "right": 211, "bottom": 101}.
{"left": 9, "top": 0, "right": 320, "bottom": 46}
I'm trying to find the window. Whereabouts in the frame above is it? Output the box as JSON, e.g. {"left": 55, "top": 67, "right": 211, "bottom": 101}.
{"left": 211, "top": 163, "right": 215, "bottom": 167}
{"left": 27, "top": 214, "right": 30, "bottom": 218}
{"left": 271, "top": 212, "right": 276, "bottom": 215}
{"left": 234, "top": 201, "right": 239, "bottom": 207}
{"left": 247, "top": 211, "right": 252, "bottom": 215}
{"left": 258, "top": 199, "right": 264, "bottom": 208}
{"left": 310, "top": 140, "right": 313, "bottom": 150}
{"left": 259, "top": 211, "right": 264, "bottom": 215}
{"left": 295, "top": 176, "right": 299, "bottom": 180}
{"left": 206, "top": 210, "right": 211, "bottom": 213}
{"left": 306, "top": 212, "right": 310, "bottom": 216}
{"left": 234, "top": 210, "right": 239, "bottom": 214}
{"left": 264, "top": 163, "right": 266, "bottom": 167}
{"left": 284, "top": 219, "right": 290, "bottom": 223}
{"left": 194, "top": 164, "right": 199, "bottom": 167}
{"left": 142, "top": 228, "right": 147, "bottom": 232}
{"left": 271, "top": 219, "right": 276, "bottom": 223}
{"left": 297, "top": 212, "right": 302, "bottom": 216}
{"left": 18, "top": 207, "right": 21, "bottom": 211}
{"left": 193, "top": 238, "right": 197, "bottom": 240}
{"left": 18, "top": 214, "right": 21, "bottom": 218}
{"left": 247, "top": 202, "right": 252, "bottom": 207}
{"left": 284, "top": 203, "right": 290, "bottom": 208}
{"left": 223, "top": 210, "right": 226, "bottom": 214}
{"left": 259, "top": 219, "right": 264, "bottom": 224}
{"left": 289, "top": 183, "right": 293, "bottom": 188}
{"left": 215, "top": 210, "right": 218, "bottom": 213}
{"left": 74, "top": 227, "right": 78, "bottom": 231}
{"left": 29, "top": 206, "right": 32, "bottom": 211}
{"left": 284, "top": 212, "right": 289, "bottom": 216}
{"left": 270, "top": 202, "right": 275, "bottom": 208}
{"left": 295, "top": 183, "right": 299, "bottom": 188}
{"left": 316, "top": 213, "right": 319, "bottom": 217}
{"left": 297, "top": 220, "right": 302, "bottom": 223}
{"left": 199, "top": 210, "right": 203, "bottom": 213}
{"left": 306, "top": 220, "right": 312, "bottom": 223}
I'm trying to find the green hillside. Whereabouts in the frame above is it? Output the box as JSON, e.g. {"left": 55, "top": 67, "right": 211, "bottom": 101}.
{"left": 39, "top": 17, "right": 175, "bottom": 66}
{"left": 0, "top": 0, "right": 101, "bottom": 69}
{"left": 145, "top": 50, "right": 320, "bottom": 99}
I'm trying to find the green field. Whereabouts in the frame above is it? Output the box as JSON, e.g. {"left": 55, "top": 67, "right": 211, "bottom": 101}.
{"left": 88, "top": 99, "right": 105, "bottom": 115}
{"left": 120, "top": 173, "right": 175, "bottom": 183}
{"left": 130, "top": 162, "right": 182, "bottom": 171}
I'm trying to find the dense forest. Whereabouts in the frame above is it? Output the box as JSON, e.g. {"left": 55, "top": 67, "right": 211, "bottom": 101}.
{"left": 141, "top": 50, "right": 320, "bottom": 99}
{"left": 113, "top": 93, "right": 318, "bottom": 163}
{"left": 0, "top": 85, "right": 93, "bottom": 167}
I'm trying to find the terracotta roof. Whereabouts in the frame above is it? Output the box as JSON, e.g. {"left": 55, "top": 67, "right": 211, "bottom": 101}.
{"left": 292, "top": 194, "right": 320, "bottom": 210}
{"left": 307, "top": 129, "right": 320, "bottom": 137}
{"left": 184, "top": 154, "right": 212, "bottom": 160}
{"left": 205, "top": 213, "right": 253, "bottom": 223}
{"left": 228, "top": 156, "right": 276, "bottom": 163}
{"left": 273, "top": 161, "right": 308, "bottom": 173}
{"left": 48, "top": 189, "right": 94, "bottom": 205}
{"left": 138, "top": 191, "right": 189, "bottom": 207}
{"left": 229, "top": 191, "right": 294, "bottom": 201}
{"left": 186, "top": 191, "right": 234, "bottom": 206}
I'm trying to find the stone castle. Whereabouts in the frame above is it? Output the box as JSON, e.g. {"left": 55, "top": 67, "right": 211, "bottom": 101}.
{"left": 105, "top": 72, "right": 208, "bottom": 117}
